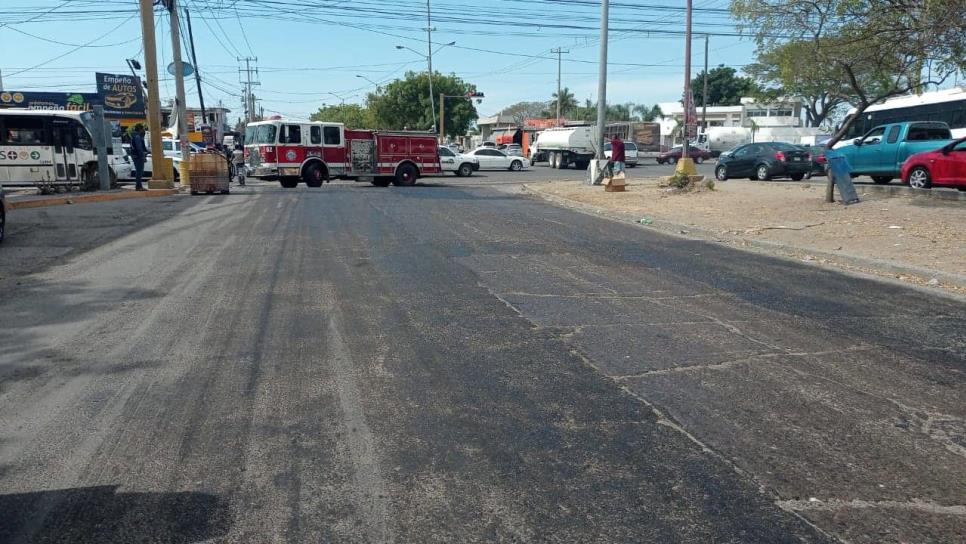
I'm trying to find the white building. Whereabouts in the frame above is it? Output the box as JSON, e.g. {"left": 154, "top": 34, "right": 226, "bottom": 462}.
{"left": 657, "top": 96, "right": 810, "bottom": 146}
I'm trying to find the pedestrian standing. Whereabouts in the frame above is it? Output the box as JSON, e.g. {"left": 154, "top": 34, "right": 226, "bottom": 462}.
{"left": 130, "top": 124, "right": 149, "bottom": 192}
{"left": 232, "top": 144, "right": 246, "bottom": 185}
{"left": 610, "top": 135, "right": 626, "bottom": 177}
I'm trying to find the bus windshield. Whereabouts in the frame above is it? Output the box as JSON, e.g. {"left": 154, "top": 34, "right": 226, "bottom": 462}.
{"left": 247, "top": 124, "right": 277, "bottom": 144}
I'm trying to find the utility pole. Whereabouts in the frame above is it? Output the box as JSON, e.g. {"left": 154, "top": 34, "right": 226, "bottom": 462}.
{"left": 238, "top": 57, "right": 259, "bottom": 123}
{"left": 166, "top": 0, "right": 190, "bottom": 188}
{"left": 439, "top": 93, "right": 445, "bottom": 142}
{"left": 184, "top": 7, "right": 206, "bottom": 125}
{"left": 138, "top": 0, "right": 170, "bottom": 187}
{"left": 702, "top": 34, "right": 709, "bottom": 132}
{"left": 679, "top": 0, "right": 694, "bottom": 173}
{"left": 0, "top": 69, "right": 4, "bottom": 92}
{"left": 426, "top": 0, "right": 437, "bottom": 134}
{"left": 552, "top": 47, "right": 569, "bottom": 127}
{"left": 594, "top": 0, "right": 609, "bottom": 160}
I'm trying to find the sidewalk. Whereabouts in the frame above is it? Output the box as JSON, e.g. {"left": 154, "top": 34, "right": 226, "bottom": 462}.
{"left": 525, "top": 178, "right": 966, "bottom": 293}
{"left": 5, "top": 187, "right": 178, "bottom": 210}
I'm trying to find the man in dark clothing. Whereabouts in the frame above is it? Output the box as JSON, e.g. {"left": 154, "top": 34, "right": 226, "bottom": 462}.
{"left": 130, "top": 124, "right": 149, "bottom": 191}
{"left": 610, "top": 135, "right": 626, "bottom": 175}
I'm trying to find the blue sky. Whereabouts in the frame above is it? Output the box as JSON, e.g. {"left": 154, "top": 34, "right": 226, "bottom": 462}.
{"left": 1, "top": 0, "right": 756, "bottom": 123}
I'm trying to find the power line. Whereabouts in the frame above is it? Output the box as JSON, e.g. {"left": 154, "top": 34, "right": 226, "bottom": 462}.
{"left": 4, "top": 13, "right": 138, "bottom": 77}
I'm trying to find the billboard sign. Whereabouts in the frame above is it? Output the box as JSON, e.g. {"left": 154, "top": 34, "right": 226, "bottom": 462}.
{"left": 0, "top": 91, "right": 99, "bottom": 112}
{"left": 95, "top": 72, "right": 146, "bottom": 118}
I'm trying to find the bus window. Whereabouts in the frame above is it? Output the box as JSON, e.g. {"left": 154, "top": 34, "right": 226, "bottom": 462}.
{"left": 73, "top": 121, "right": 92, "bottom": 151}
{"left": 3, "top": 116, "right": 48, "bottom": 145}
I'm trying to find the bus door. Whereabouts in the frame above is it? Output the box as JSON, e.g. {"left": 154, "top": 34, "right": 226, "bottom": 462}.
{"left": 51, "top": 120, "right": 78, "bottom": 182}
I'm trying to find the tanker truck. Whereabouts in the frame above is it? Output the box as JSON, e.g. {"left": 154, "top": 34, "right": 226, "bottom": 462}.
{"left": 532, "top": 125, "right": 597, "bottom": 169}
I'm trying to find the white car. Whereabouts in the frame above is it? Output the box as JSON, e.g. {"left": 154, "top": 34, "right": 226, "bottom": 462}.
{"left": 604, "top": 141, "right": 639, "bottom": 167}
{"left": 438, "top": 147, "right": 479, "bottom": 177}
{"left": 466, "top": 148, "right": 531, "bottom": 171}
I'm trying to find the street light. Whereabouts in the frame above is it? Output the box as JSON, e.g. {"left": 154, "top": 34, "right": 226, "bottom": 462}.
{"left": 395, "top": 41, "right": 456, "bottom": 132}
{"left": 326, "top": 92, "right": 345, "bottom": 106}
{"left": 355, "top": 74, "right": 381, "bottom": 88}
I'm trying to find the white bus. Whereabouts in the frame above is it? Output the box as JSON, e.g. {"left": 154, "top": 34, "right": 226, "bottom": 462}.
{"left": 0, "top": 109, "right": 127, "bottom": 190}
{"left": 840, "top": 87, "right": 966, "bottom": 140}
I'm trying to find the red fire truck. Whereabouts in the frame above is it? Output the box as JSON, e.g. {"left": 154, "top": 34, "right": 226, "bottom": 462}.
{"left": 244, "top": 119, "right": 441, "bottom": 187}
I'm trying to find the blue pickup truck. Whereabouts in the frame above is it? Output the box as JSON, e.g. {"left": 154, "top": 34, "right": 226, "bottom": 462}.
{"left": 834, "top": 121, "right": 952, "bottom": 184}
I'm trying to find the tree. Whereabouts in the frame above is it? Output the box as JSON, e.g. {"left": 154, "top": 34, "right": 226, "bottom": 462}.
{"left": 499, "top": 101, "right": 549, "bottom": 125}
{"left": 632, "top": 104, "right": 664, "bottom": 122}
{"left": 550, "top": 87, "right": 578, "bottom": 117}
{"left": 744, "top": 41, "right": 847, "bottom": 128}
{"left": 690, "top": 65, "right": 757, "bottom": 106}
{"left": 310, "top": 104, "right": 376, "bottom": 128}
{"left": 732, "top": 0, "right": 966, "bottom": 147}
{"left": 367, "top": 71, "right": 479, "bottom": 136}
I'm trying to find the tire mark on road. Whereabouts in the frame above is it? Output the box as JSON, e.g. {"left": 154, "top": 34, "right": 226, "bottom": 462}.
{"left": 323, "top": 289, "right": 393, "bottom": 543}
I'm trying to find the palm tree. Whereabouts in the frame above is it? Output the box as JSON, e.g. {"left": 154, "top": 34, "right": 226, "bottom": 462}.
{"left": 632, "top": 104, "right": 665, "bottom": 122}
{"left": 550, "top": 87, "right": 578, "bottom": 117}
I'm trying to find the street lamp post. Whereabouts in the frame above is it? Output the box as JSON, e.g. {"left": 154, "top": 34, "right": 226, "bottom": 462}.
{"left": 396, "top": 41, "right": 455, "bottom": 133}
{"left": 355, "top": 74, "right": 381, "bottom": 88}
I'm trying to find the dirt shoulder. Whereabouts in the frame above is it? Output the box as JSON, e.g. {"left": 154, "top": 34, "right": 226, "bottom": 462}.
{"left": 525, "top": 178, "right": 966, "bottom": 293}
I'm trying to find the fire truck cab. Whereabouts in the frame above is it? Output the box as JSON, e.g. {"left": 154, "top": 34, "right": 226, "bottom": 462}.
{"left": 244, "top": 119, "right": 441, "bottom": 188}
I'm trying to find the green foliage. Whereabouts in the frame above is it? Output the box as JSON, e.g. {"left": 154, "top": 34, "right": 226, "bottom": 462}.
{"left": 744, "top": 41, "right": 847, "bottom": 127}
{"left": 500, "top": 101, "right": 551, "bottom": 125}
{"left": 550, "top": 87, "right": 578, "bottom": 116}
{"left": 731, "top": 0, "right": 966, "bottom": 145}
{"left": 690, "top": 65, "right": 758, "bottom": 107}
{"left": 367, "top": 71, "right": 478, "bottom": 135}
{"left": 565, "top": 99, "right": 664, "bottom": 123}
{"left": 310, "top": 104, "right": 376, "bottom": 128}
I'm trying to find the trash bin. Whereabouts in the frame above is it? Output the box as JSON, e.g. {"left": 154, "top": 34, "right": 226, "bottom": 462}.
{"left": 189, "top": 152, "right": 230, "bottom": 195}
{"left": 825, "top": 151, "right": 859, "bottom": 204}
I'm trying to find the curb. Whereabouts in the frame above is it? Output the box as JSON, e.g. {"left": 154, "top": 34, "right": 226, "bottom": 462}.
{"left": 854, "top": 183, "right": 966, "bottom": 202}
{"left": 7, "top": 189, "right": 179, "bottom": 210}
{"left": 522, "top": 183, "right": 966, "bottom": 295}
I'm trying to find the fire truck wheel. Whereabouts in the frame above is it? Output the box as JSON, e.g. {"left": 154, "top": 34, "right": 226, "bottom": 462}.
{"left": 279, "top": 179, "right": 299, "bottom": 189}
{"left": 393, "top": 163, "right": 418, "bottom": 186}
{"left": 371, "top": 178, "right": 391, "bottom": 187}
{"left": 457, "top": 163, "right": 474, "bottom": 177}
{"left": 303, "top": 163, "right": 326, "bottom": 188}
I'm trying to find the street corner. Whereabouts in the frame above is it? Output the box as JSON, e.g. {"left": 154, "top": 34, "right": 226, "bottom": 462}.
{"left": 6, "top": 188, "right": 179, "bottom": 211}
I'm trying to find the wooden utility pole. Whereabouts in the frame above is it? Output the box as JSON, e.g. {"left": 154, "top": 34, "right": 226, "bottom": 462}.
{"left": 184, "top": 7, "right": 206, "bottom": 124}
{"left": 702, "top": 34, "right": 709, "bottom": 131}
{"left": 439, "top": 93, "right": 445, "bottom": 142}
{"left": 138, "top": 0, "right": 171, "bottom": 187}
{"left": 166, "top": 0, "right": 191, "bottom": 187}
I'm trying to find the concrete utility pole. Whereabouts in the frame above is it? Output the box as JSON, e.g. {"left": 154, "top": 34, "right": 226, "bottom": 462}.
{"left": 594, "top": 0, "right": 609, "bottom": 160}
{"left": 238, "top": 57, "right": 259, "bottom": 122}
{"left": 0, "top": 69, "right": 4, "bottom": 92}
{"left": 426, "top": 0, "right": 437, "bottom": 133}
{"left": 92, "top": 106, "right": 111, "bottom": 191}
{"left": 138, "top": 0, "right": 171, "bottom": 187}
{"left": 439, "top": 93, "right": 445, "bottom": 142}
{"left": 552, "top": 47, "right": 569, "bottom": 127}
{"left": 702, "top": 34, "right": 709, "bottom": 131}
{"left": 166, "top": 0, "right": 191, "bottom": 188}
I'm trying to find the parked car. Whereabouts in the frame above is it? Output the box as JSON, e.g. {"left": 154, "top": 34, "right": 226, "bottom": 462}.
{"left": 466, "top": 148, "right": 530, "bottom": 171}
{"left": 438, "top": 146, "right": 479, "bottom": 177}
{"left": 480, "top": 141, "right": 497, "bottom": 148}
{"left": 900, "top": 136, "right": 966, "bottom": 189}
{"left": 604, "top": 141, "right": 639, "bottom": 167}
{"left": 834, "top": 121, "right": 953, "bottom": 184}
{"left": 121, "top": 143, "right": 185, "bottom": 182}
{"left": 714, "top": 142, "right": 811, "bottom": 181}
{"left": 656, "top": 146, "right": 712, "bottom": 164}
{"left": 0, "top": 187, "right": 6, "bottom": 243}
{"left": 504, "top": 144, "right": 524, "bottom": 156}
{"left": 801, "top": 145, "right": 828, "bottom": 178}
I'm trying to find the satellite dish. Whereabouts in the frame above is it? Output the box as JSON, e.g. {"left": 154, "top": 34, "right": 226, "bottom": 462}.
{"left": 167, "top": 62, "right": 194, "bottom": 77}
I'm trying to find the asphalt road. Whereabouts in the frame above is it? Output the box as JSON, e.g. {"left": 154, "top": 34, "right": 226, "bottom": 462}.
{"left": 0, "top": 180, "right": 963, "bottom": 543}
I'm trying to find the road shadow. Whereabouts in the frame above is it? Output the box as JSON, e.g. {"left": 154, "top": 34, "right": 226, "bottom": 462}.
{"left": 0, "top": 485, "right": 230, "bottom": 543}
